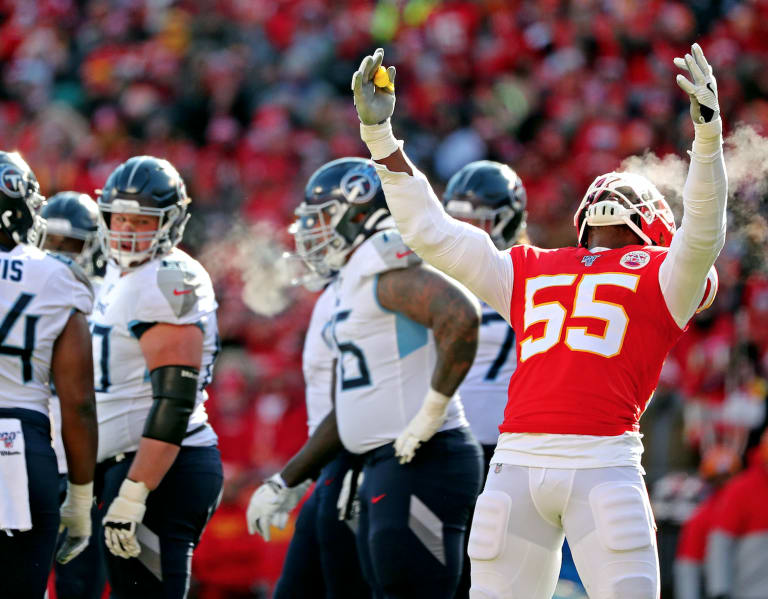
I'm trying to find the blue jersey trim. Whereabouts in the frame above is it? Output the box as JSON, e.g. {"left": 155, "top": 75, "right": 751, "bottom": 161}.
{"left": 373, "top": 273, "right": 428, "bottom": 359}
{"left": 395, "top": 313, "right": 428, "bottom": 359}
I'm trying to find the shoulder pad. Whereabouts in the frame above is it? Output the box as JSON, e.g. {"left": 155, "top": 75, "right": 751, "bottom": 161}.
{"left": 157, "top": 259, "right": 199, "bottom": 318}
{"left": 369, "top": 230, "right": 421, "bottom": 270}
{"left": 47, "top": 252, "right": 93, "bottom": 295}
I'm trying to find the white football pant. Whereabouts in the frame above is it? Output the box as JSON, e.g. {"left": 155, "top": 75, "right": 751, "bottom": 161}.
{"left": 468, "top": 465, "right": 659, "bottom": 599}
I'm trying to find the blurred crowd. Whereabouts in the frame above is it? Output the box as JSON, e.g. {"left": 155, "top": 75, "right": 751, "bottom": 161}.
{"left": 2, "top": 0, "right": 767, "bottom": 596}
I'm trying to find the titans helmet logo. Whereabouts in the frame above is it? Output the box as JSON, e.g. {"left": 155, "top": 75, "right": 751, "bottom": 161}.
{"left": 340, "top": 167, "right": 377, "bottom": 205}
{"left": 0, "top": 166, "right": 24, "bottom": 198}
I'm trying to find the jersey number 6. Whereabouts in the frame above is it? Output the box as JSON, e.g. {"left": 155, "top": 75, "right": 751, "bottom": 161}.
{"left": 520, "top": 272, "right": 640, "bottom": 362}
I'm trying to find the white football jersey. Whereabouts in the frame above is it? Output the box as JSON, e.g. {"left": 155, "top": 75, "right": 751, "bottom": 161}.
{"left": 459, "top": 301, "right": 516, "bottom": 445}
{"left": 303, "top": 284, "right": 335, "bottom": 436}
{"left": 91, "top": 248, "right": 219, "bottom": 462}
{"left": 0, "top": 244, "right": 93, "bottom": 415}
{"left": 331, "top": 229, "right": 468, "bottom": 454}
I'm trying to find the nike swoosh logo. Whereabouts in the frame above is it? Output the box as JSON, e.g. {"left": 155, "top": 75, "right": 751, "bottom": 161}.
{"left": 395, "top": 250, "right": 413, "bottom": 259}
{"left": 371, "top": 494, "right": 386, "bottom": 504}
{"left": 173, "top": 288, "right": 193, "bottom": 296}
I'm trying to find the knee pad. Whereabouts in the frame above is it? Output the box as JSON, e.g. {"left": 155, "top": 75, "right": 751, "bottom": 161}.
{"left": 468, "top": 490, "right": 511, "bottom": 561}
{"left": 610, "top": 575, "right": 658, "bottom": 599}
{"left": 470, "top": 587, "right": 500, "bottom": 599}
{"left": 588, "top": 483, "right": 654, "bottom": 552}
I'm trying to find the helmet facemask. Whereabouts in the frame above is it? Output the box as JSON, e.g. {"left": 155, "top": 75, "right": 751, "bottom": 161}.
{"left": 97, "top": 199, "right": 190, "bottom": 270}
{"left": 574, "top": 173, "right": 676, "bottom": 248}
{"left": 292, "top": 199, "right": 350, "bottom": 277}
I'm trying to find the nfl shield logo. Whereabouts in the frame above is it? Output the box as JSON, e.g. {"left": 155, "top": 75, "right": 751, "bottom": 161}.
{"left": 1, "top": 431, "right": 16, "bottom": 448}
{"left": 581, "top": 255, "right": 599, "bottom": 267}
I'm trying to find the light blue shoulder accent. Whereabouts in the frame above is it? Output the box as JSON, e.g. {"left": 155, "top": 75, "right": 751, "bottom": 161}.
{"left": 395, "top": 313, "right": 428, "bottom": 359}
{"left": 373, "top": 274, "right": 428, "bottom": 358}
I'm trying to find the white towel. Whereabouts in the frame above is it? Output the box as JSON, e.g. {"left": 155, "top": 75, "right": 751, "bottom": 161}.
{"left": 0, "top": 418, "right": 32, "bottom": 533}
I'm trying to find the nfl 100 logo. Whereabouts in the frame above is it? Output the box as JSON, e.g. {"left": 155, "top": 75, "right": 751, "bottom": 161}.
{"left": 1, "top": 430, "right": 18, "bottom": 449}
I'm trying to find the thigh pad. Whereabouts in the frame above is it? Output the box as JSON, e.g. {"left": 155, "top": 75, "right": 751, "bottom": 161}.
{"left": 468, "top": 490, "right": 512, "bottom": 561}
{"left": 588, "top": 482, "right": 654, "bottom": 552}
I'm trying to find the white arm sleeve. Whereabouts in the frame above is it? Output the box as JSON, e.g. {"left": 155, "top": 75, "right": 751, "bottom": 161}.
{"left": 659, "top": 118, "right": 727, "bottom": 328}
{"left": 373, "top": 153, "right": 514, "bottom": 323}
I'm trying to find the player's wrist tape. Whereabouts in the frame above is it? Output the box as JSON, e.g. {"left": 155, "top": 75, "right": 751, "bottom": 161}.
{"left": 360, "top": 120, "right": 399, "bottom": 160}
{"left": 120, "top": 478, "right": 150, "bottom": 504}
{"left": 142, "top": 365, "right": 199, "bottom": 446}
{"left": 423, "top": 387, "right": 451, "bottom": 417}
{"left": 692, "top": 118, "right": 722, "bottom": 156}
{"left": 66, "top": 481, "right": 94, "bottom": 509}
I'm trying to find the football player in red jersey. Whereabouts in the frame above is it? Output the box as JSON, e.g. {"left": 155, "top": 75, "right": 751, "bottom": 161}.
{"left": 351, "top": 43, "right": 726, "bottom": 599}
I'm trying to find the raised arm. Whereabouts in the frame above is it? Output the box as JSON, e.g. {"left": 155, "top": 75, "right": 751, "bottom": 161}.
{"left": 660, "top": 43, "right": 727, "bottom": 328}
{"left": 352, "top": 49, "right": 513, "bottom": 323}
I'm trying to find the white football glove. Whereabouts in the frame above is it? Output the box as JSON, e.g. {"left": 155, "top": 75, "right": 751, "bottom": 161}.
{"left": 351, "top": 47, "right": 396, "bottom": 126}
{"left": 674, "top": 43, "right": 719, "bottom": 124}
{"left": 245, "top": 473, "right": 311, "bottom": 540}
{"left": 394, "top": 388, "right": 451, "bottom": 465}
{"left": 56, "top": 481, "right": 93, "bottom": 564}
{"left": 103, "top": 478, "right": 149, "bottom": 559}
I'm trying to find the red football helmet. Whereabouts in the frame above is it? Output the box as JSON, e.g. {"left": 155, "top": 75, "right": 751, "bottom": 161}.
{"left": 574, "top": 172, "right": 676, "bottom": 247}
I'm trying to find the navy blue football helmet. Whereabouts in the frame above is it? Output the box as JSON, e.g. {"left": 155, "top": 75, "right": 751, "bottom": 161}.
{"left": 42, "top": 191, "right": 105, "bottom": 277}
{"left": 97, "top": 156, "right": 190, "bottom": 269}
{"left": 443, "top": 160, "right": 527, "bottom": 250}
{"left": 0, "top": 151, "right": 45, "bottom": 246}
{"left": 292, "top": 157, "right": 392, "bottom": 276}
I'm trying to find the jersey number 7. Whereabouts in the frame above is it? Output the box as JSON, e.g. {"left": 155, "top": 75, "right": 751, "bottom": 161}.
{"left": 520, "top": 272, "right": 640, "bottom": 362}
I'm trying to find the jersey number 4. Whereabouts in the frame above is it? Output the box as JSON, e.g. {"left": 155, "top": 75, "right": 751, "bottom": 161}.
{"left": 0, "top": 293, "right": 39, "bottom": 383}
{"left": 520, "top": 272, "right": 640, "bottom": 362}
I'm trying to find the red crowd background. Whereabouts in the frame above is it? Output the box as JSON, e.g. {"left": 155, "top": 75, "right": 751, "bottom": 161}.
{"left": 1, "top": 1, "right": 766, "bottom": 597}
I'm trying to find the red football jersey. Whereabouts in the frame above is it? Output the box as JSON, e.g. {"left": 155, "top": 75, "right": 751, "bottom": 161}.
{"left": 502, "top": 244, "right": 689, "bottom": 436}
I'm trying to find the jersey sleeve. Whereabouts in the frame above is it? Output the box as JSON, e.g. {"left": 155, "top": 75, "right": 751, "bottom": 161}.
{"left": 659, "top": 118, "right": 727, "bottom": 328}
{"left": 373, "top": 158, "right": 513, "bottom": 322}
{"left": 133, "top": 258, "right": 217, "bottom": 327}
{"left": 45, "top": 255, "right": 94, "bottom": 316}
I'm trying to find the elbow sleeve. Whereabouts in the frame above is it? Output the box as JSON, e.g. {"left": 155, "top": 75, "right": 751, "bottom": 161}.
{"left": 142, "top": 365, "right": 199, "bottom": 446}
